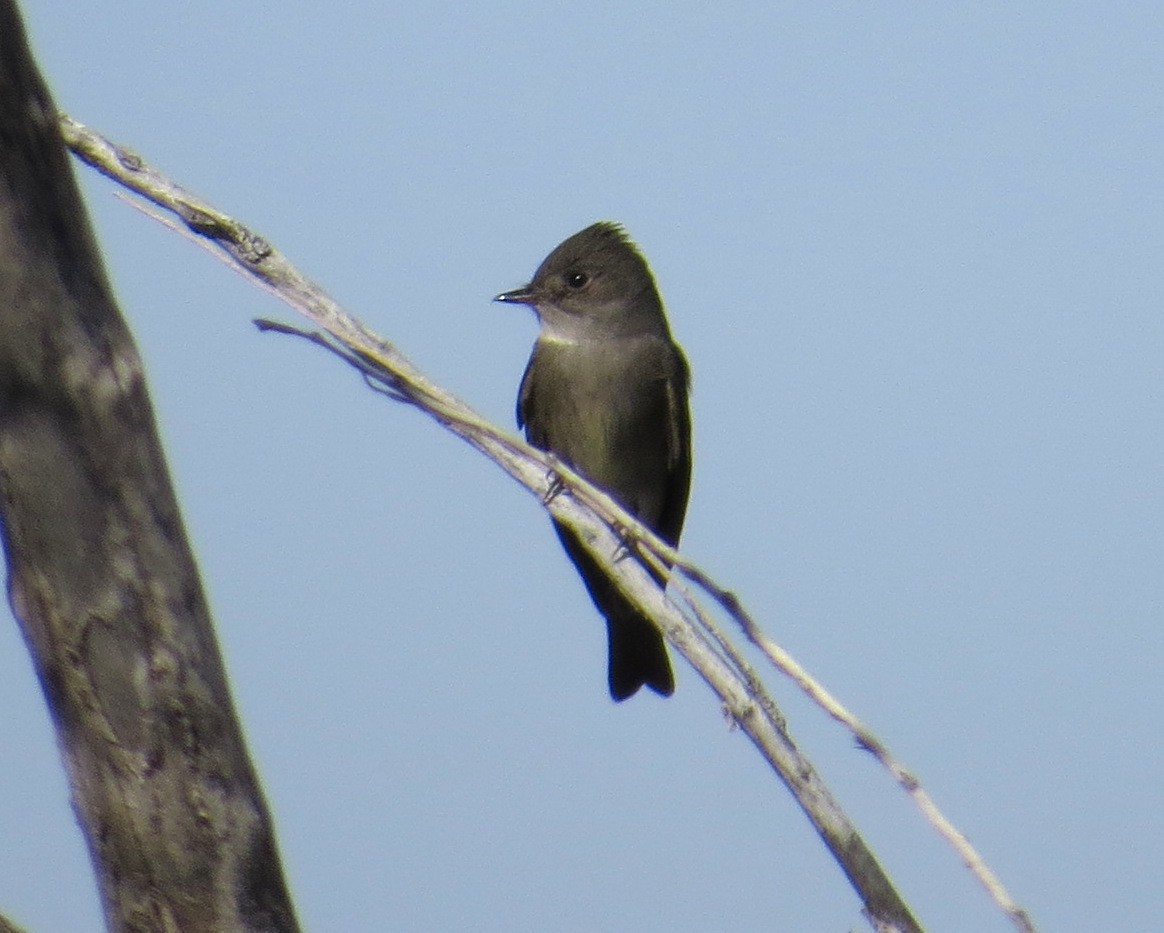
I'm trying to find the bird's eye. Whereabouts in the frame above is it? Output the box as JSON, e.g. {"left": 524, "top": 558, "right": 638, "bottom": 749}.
{"left": 566, "top": 271, "right": 589, "bottom": 289}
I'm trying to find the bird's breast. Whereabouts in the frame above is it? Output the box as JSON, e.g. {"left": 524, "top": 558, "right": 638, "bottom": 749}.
{"left": 524, "top": 337, "right": 678, "bottom": 519}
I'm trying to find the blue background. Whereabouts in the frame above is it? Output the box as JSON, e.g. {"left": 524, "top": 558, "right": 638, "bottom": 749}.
{"left": 3, "top": 4, "right": 1161, "bottom": 931}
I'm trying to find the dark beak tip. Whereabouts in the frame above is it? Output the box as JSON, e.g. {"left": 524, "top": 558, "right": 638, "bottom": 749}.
{"left": 494, "top": 288, "right": 535, "bottom": 305}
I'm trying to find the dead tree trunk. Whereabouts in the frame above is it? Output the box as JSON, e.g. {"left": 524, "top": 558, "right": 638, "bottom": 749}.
{"left": 0, "top": 4, "right": 300, "bottom": 930}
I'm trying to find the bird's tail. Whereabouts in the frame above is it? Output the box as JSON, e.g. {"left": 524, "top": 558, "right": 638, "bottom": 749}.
{"left": 607, "top": 612, "right": 674, "bottom": 701}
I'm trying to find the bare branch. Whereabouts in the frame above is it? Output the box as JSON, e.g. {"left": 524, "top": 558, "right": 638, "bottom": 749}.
{"left": 60, "top": 114, "right": 1037, "bottom": 933}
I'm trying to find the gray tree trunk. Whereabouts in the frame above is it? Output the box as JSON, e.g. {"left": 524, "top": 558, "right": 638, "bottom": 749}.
{"left": 0, "top": 4, "right": 300, "bottom": 930}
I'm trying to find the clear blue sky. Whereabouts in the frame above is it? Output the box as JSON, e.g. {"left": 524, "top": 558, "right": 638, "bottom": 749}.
{"left": 3, "top": 3, "right": 1161, "bottom": 931}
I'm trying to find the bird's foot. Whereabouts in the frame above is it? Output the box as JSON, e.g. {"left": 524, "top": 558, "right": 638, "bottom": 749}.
{"left": 542, "top": 457, "right": 566, "bottom": 505}
{"left": 611, "top": 522, "right": 636, "bottom": 563}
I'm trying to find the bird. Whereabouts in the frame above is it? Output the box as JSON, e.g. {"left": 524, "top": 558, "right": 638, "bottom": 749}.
{"left": 495, "top": 222, "right": 692, "bottom": 700}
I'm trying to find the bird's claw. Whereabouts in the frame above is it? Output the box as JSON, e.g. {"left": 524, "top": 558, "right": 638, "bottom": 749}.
{"left": 611, "top": 523, "right": 635, "bottom": 563}
{"left": 542, "top": 460, "right": 566, "bottom": 505}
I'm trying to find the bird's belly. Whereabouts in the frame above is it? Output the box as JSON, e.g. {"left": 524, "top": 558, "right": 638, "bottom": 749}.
{"left": 544, "top": 368, "right": 670, "bottom": 522}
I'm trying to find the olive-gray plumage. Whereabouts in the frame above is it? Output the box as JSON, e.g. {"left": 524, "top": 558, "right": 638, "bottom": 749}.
{"left": 496, "top": 222, "right": 692, "bottom": 700}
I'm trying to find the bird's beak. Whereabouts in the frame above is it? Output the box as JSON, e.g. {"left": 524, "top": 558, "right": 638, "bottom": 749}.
{"left": 494, "top": 286, "right": 536, "bottom": 306}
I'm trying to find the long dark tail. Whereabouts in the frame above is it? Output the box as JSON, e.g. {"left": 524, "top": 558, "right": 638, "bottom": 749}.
{"left": 607, "top": 611, "right": 674, "bottom": 700}
{"left": 553, "top": 521, "right": 675, "bottom": 701}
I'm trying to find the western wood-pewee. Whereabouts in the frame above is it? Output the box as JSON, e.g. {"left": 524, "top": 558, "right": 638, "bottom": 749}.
{"left": 496, "top": 222, "right": 692, "bottom": 700}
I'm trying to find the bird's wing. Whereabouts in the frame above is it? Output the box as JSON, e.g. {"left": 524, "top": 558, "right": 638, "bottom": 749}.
{"left": 516, "top": 351, "right": 537, "bottom": 434}
{"left": 655, "top": 346, "right": 692, "bottom": 548}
